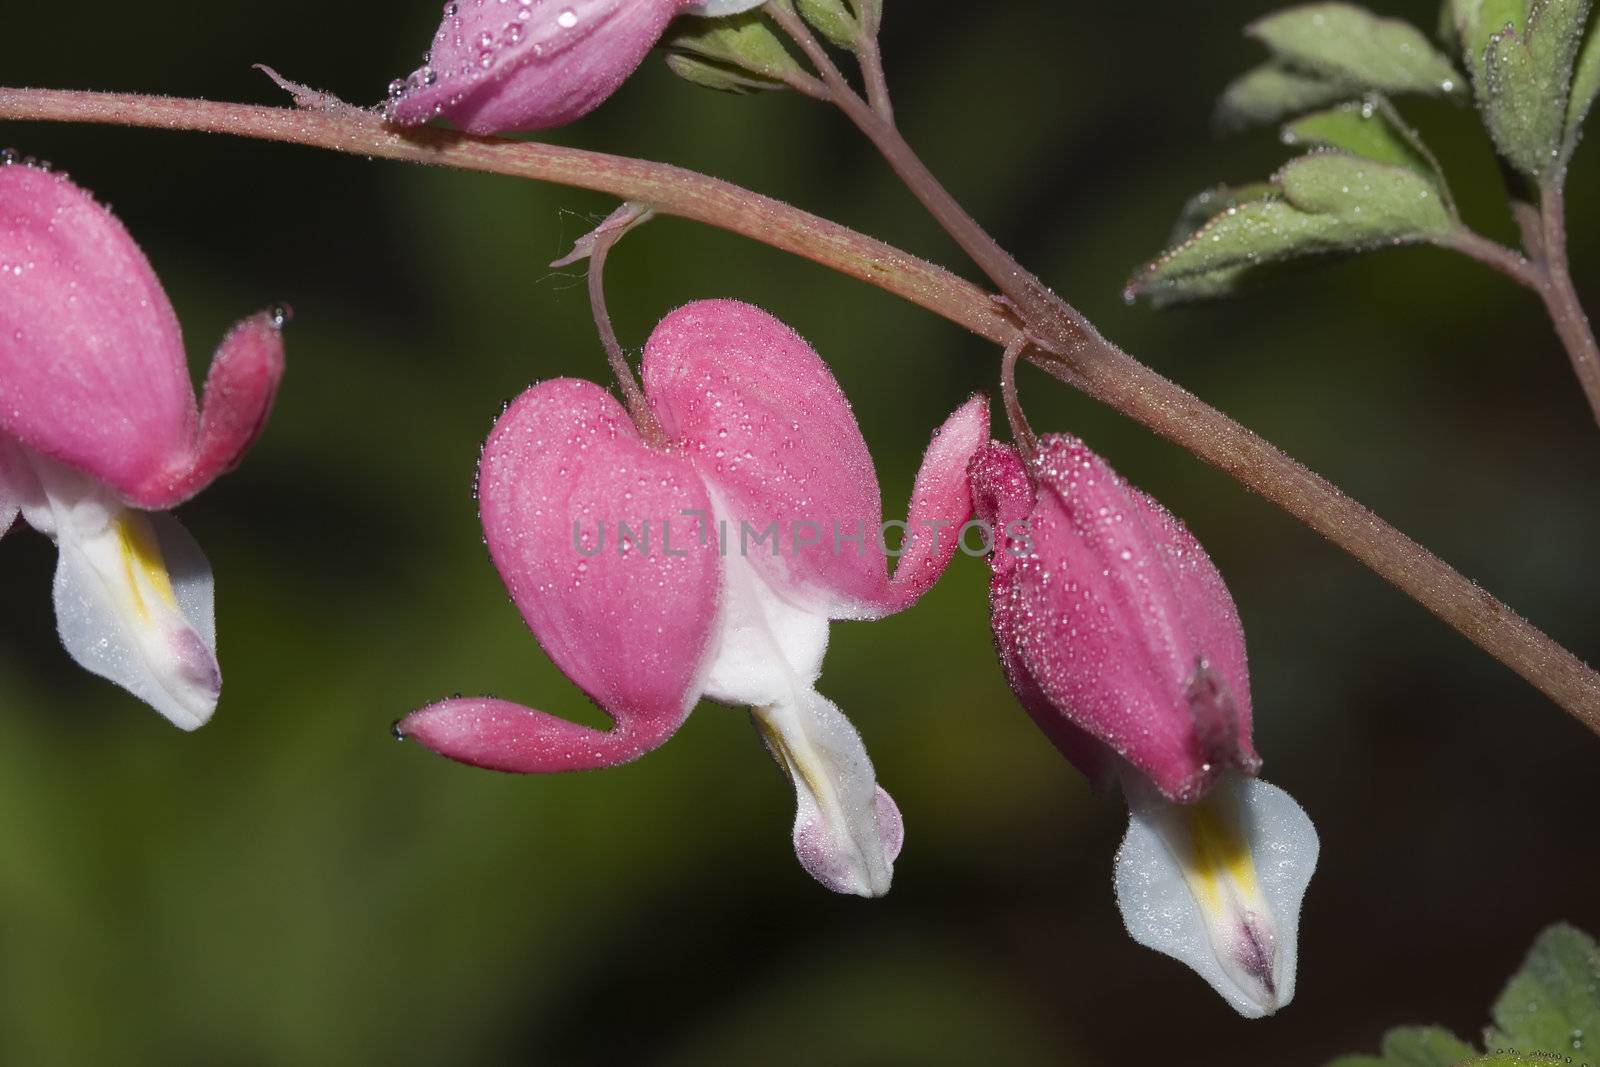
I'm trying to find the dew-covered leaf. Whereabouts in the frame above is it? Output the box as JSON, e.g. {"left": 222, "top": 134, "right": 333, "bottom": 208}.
{"left": 1135, "top": 184, "right": 1282, "bottom": 303}
{"left": 1448, "top": 0, "right": 1532, "bottom": 61}
{"left": 662, "top": 12, "right": 805, "bottom": 93}
{"left": 1128, "top": 152, "right": 1455, "bottom": 304}
{"left": 1325, "top": 1024, "right": 1479, "bottom": 1067}
{"left": 664, "top": 52, "right": 790, "bottom": 94}
{"left": 1248, "top": 4, "right": 1466, "bottom": 98}
{"left": 1169, "top": 183, "right": 1280, "bottom": 244}
{"left": 1218, "top": 62, "right": 1364, "bottom": 128}
{"left": 1282, "top": 98, "right": 1446, "bottom": 185}
{"left": 1484, "top": 924, "right": 1600, "bottom": 1059}
{"left": 797, "top": 0, "right": 862, "bottom": 49}
{"left": 1469, "top": 0, "right": 1593, "bottom": 175}
{"left": 1568, "top": 12, "right": 1600, "bottom": 143}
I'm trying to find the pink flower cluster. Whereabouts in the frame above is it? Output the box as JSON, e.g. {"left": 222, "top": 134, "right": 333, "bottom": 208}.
{"left": 0, "top": 0, "right": 1322, "bottom": 1020}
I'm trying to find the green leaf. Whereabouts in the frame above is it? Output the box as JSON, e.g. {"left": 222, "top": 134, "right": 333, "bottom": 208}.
{"left": 797, "top": 0, "right": 862, "bottom": 49}
{"left": 1567, "top": 11, "right": 1600, "bottom": 144}
{"left": 1282, "top": 98, "right": 1445, "bottom": 183}
{"left": 1449, "top": 0, "right": 1532, "bottom": 60}
{"left": 1128, "top": 152, "right": 1456, "bottom": 304}
{"left": 1248, "top": 3, "right": 1466, "bottom": 97}
{"left": 1319, "top": 926, "right": 1600, "bottom": 1067}
{"left": 1326, "top": 1025, "right": 1480, "bottom": 1067}
{"left": 1134, "top": 184, "right": 1281, "bottom": 303}
{"left": 1169, "top": 183, "right": 1280, "bottom": 244}
{"left": 1484, "top": 924, "right": 1600, "bottom": 1058}
{"left": 1469, "top": 0, "right": 1593, "bottom": 175}
{"left": 1217, "top": 62, "right": 1364, "bottom": 128}
{"left": 663, "top": 52, "right": 790, "bottom": 94}
{"left": 662, "top": 12, "right": 806, "bottom": 94}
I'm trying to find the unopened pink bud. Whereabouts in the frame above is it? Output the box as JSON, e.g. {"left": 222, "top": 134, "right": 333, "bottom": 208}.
{"left": 971, "top": 435, "right": 1260, "bottom": 803}
{"left": 384, "top": 0, "right": 765, "bottom": 134}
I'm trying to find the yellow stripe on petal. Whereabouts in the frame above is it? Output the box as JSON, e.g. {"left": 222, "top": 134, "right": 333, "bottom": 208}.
{"left": 117, "top": 512, "right": 180, "bottom": 620}
{"left": 1115, "top": 774, "right": 1319, "bottom": 1018}
{"left": 1183, "top": 797, "right": 1263, "bottom": 915}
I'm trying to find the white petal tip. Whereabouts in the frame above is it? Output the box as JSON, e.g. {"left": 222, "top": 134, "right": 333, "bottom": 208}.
{"left": 48, "top": 503, "right": 223, "bottom": 730}
{"left": 1113, "top": 774, "right": 1319, "bottom": 1018}
{"left": 793, "top": 786, "right": 901, "bottom": 898}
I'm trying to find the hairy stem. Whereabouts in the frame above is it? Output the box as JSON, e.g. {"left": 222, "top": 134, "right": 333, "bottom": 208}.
{"left": 0, "top": 88, "right": 1019, "bottom": 348}
{"left": 858, "top": 36, "right": 895, "bottom": 123}
{"left": 1444, "top": 229, "right": 1546, "bottom": 290}
{"left": 1446, "top": 197, "right": 1600, "bottom": 426}
{"left": 2, "top": 86, "right": 1597, "bottom": 731}
{"left": 1512, "top": 198, "right": 1547, "bottom": 266}
{"left": 764, "top": 3, "right": 1073, "bottom": 337}
{"left": 999, "top": 337, "right": 1037, "bottom": 466}
{"left": 585, "top": 213, "right": 666, "bottom": 446}
{"left": 1538, "top": 181, "right": 1600, "bottom": 427}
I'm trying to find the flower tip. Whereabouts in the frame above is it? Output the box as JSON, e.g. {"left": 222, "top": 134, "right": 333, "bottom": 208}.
{"left": 392, "top": 702, "right": 457, "bottom": 757}
{"left": 791, "top": 784, "right": 903, "bottom": 898}
{"left": 195, "top": 309, "right": 287, "bottom": 463}
{"left": 149, "top": 627, "right": 223, "bottom": 734}
{"left": 1113, "top": 774, "right": 1317, "bottom": 1019}
{"left": 397, "top": 696, "right": 683, "bottom": 773}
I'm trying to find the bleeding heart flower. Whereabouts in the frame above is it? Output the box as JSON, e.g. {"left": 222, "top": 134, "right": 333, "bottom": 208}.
{"left": 385, "top": 0, "right": 767, "bottom": 134}
{"left": 969, "top": 435, "right": 1318, "bottom": 1017}
{"left": 399, "top": 298, "right": 988, "bottom": 896}
{"left": 0, "top": 158, "right": 285, "bottom": 730}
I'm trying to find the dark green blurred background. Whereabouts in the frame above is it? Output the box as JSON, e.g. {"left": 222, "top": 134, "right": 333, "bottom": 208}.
{"left": 2, "top": 1, "right": 1597, "bottom": 1063}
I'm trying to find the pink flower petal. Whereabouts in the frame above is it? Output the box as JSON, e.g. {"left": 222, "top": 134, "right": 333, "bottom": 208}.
{"left": 399, "top": 695, "right": 685, "bottom": 773}
{"left": 138, "top": 310, "right": 287, "bottom": 509}
{"left": 643, "top": 299, "right": 985, "bottom": 620}
{"left": 642, "top": 300, "right": 882, "bottom": 615}
{"left": 386, "top": 0, "right": 693, "bottom": 134}
{"left": 399, "top": 378, "right": 720, "bottom": 772}
{"left": 0, "top": 165, "right": 192, "bottom": 494}
{"left": 0, "top": 165, "right": 284, "bottom": 509}
{"left": 970, "top": 442, "right": 1115, "bottom": 789}
{"left": 1009, "top": 436, "right": 1259, "bottom": 802}
{"left": 857, "top": 392, "right": 988, "bottom": 619}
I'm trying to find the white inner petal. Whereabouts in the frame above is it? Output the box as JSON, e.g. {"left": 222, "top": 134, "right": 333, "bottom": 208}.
{"left": 698, "top": 525, "right": 828, "bottom": 709}
{"left": 699, "top": 496, "right": 896, "bottom": 897}
{"left": 1113, "top": 773, "right": 1320, "bottom": 1018}
{"left": 18, "top": 448, "right": 221, "bottom": 731}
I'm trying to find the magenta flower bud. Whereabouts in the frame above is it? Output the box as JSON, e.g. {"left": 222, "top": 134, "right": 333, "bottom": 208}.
{"left": 399, "top": 299, "right": 989, "bottom": 896}
{"left": 970, "top": 435, "right": 1260, "bottom": 803}
{"left": 0, "top": 158, "right": 285, "bottom": 729}
{"left": 385, "top": 0, "right": 766, "bottom": 134}
{"left": 970, "top": 435, "right": 1318, "bottom": 1017}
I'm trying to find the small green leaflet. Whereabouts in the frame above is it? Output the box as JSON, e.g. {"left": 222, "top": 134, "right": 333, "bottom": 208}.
{"left": 662, "top": 12, "right": 804, "bottom": 95}
{"left": 1325, "top": 1025, "right": 1479, "bottom": 1067}
{"left": 1127, "top": 152, "right": 1455, "bottom": 305}
{"left": 1248, "top": 4, "right": 1466, "bottom": 97}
